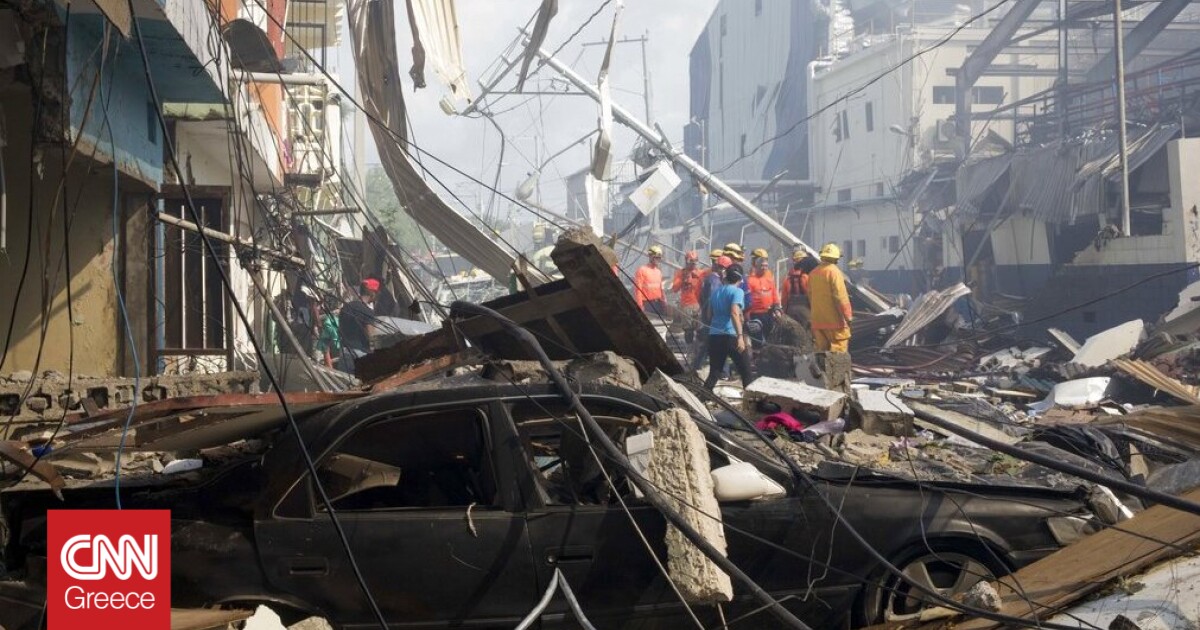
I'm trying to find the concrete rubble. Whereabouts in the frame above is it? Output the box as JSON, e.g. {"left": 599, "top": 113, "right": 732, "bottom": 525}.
{"left": 4, "top": 233, "right": 1200, "bottom": 630}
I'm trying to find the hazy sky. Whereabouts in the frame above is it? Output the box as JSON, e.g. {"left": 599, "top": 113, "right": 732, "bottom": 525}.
{"left": 335, "top": 0, "right": 718, "bottom": 222}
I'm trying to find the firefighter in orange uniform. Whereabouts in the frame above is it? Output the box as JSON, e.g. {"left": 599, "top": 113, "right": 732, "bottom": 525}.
{"left": 745, "top": 248, "right": 780, "bottom": 348}
{"left": 807, "top": 243, "right": 853, "bottom": 353}
{"left": 670, "top": 250, "right": 704, "bottom": 343}
{"left": 635, "top": 245, "right": 667, "bottom": 319}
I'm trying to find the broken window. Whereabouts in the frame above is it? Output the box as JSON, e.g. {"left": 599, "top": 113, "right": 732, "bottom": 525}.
{"left": 843, "top": 240, "right": 854, "bottom": 258}
{"left": 971, "top": 86, "right": 1004, "bottom": 105}
{"left": 510, "top": 400, "right": 645, "bottom": 506}
{"left": 838, "top": 188, "right": 852, "bottom": 202}
{"left": 932, "top": 86, "right": 955, "bottom": 104}
{"left": 890, "top": 235, "right": 901, "bottom": 253}
{"left": 307, "top": 408, "right": 497, "bottom": 512}
{"left": 159, "top": 198, "right": 228, "bottom": 356}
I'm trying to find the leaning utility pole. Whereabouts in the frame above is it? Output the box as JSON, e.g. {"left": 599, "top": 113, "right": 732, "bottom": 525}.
{"left": 1113, "top": 0, "right": 1132, "bottom": 236}
{"left": 526, "top": 38, "right": 891, "bottom": 312}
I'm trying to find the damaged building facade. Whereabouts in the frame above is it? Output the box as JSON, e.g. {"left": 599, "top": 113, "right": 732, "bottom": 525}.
{"left": 0, "top": 0, "right": 385, "bottom": 429}
{"left": 680, "top": 0, "right": 1200, "bottom": 339}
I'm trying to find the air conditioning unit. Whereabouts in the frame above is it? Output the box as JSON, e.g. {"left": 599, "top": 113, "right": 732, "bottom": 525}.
{"left": 936, "top": 119, "right": 958, "bottom": 144}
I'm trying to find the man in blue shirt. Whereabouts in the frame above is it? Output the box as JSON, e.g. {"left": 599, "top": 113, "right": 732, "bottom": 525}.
{"left": 703, "top": 264, "right": 754, "bottom": 390}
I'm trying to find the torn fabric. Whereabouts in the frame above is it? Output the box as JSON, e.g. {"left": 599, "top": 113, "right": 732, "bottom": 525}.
{"left": 349, "top": 0, "right": 537, "bottom": 284}
{"left": 516, "top": 0, "right": 558, "bottom": 91}
{"left": 589, "top": 0, "right": 623, "bottom": 182}
{"left": 405, "top": 0, "right": 472, "bottom": 104}
{"left": 585, "top": 173, "right": 608, "bottom": 235}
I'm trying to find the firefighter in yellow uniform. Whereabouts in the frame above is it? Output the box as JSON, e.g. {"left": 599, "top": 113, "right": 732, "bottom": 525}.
{"left": 807, "top": 243, "right": 853, "bottom": 353}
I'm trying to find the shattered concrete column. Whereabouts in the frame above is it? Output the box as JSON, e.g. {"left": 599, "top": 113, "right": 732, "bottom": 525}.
{"left": 646, "top": 407, "right": 733, "bottom": 603}
{"left": 819, "top": 352, "right": 853, "bottom": 396}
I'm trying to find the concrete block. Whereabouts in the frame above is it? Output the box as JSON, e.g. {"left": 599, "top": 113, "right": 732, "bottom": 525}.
{"left": 743, "top": 377, "right": 846, "bottom": 423}
{"left": 647, "top": 408, "right": 732, "bottom": 603}
{"left": 642, "top": 369, "right": 714, "bottom": 424}
{"left": 26, "top": 395, "right": 49, "bottom": 414}
{"left": 852, "top": 390, "right": 914, "bottom": 436}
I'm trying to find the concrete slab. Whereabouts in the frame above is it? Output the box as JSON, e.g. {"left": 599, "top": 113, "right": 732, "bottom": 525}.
{"left": 743, "top": 377, "right": 846, "bottom": 423}
{"left": 647, "top": 408, "right": 733, "bottom": 603}
{"left": 852, "top": 390, "right": 914, "bottom": 436}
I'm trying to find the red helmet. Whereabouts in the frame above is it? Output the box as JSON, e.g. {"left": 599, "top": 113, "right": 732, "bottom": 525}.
{"left": 361, "top": 278, "right": 381, "bottom": 293}
{"left": 716, "top": 255, "right": 733, "bottom": 268}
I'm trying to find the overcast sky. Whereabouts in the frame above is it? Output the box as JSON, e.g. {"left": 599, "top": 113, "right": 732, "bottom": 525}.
{"left": 334, "top": 0, "right": 718, "bottom": 223}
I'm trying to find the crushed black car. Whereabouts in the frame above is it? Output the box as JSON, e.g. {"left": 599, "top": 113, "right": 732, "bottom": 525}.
{"left": 0, "top": 376, "right": 1103, "bottom": 630}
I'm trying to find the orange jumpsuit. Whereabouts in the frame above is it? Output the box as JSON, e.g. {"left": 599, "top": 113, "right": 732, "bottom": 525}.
{"left": 633, "top": 264, "right": 665, "bottom": 309}
{"left": 807, "top": 262, "right": 853, "bottom": 352}
{"left": 745, "top": 270, "right": 779, "bottom": 315}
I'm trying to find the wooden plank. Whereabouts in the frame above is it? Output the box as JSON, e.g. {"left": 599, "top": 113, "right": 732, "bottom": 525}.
{"left": 452, "top": 283, "right": 585, "bottom": 341}
{"left": 355, "top": 324, "right": 463, "bottom": 382}
{"left": 526, "top": 281, "right": 581, "bottom": 354}
{"left": 171, "top": 607, "right": 254, "bottom": 630}
{"left": 551, "top": 233, "right": 682, "bottom": 375}
{"left": 913, "top": 487, "right": 1200, "bottom": 630}
{"left": 371, "top": 353, "right": 473, "bottom": 391}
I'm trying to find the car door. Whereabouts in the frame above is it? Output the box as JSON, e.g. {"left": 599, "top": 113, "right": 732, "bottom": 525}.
{"left": 508, "top": 396, "right": 712, "bottom": 628}
{"left": 255, "top": 403, "right": 538, "bottom": 628}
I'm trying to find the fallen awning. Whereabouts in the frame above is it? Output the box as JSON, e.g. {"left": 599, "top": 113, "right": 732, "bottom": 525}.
{"left": 347, "top": 0, "right": 540, "bottom": 284}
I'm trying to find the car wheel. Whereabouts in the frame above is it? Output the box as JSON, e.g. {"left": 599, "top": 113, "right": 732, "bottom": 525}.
{"left": 863, "top": 549, "right": 1001, "bottom": 624}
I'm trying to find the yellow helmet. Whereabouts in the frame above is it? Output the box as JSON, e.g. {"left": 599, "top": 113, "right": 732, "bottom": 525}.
{"left": 709, "top": 248, "right": 724, "bottom": 260}
{"left": 648, "top": 245, "right": 664, "bottom": 257}
{"left": 723, "top": 242, "right": 745, "bottom": 261}
{"left": 751, "top": 247, "right": 769, "bottom": 260}
{"left": 819, "top": 242, "right": 842, "bottom": 260}
{"left": 792, "top": 250, "right": 808, "bottom": 262}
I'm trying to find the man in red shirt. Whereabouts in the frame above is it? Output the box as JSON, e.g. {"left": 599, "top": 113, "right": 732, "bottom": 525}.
{"left": 634, "top": 245, "right": 667, "bottom": 319}
{"left": 745, "top": 248, "right": 780, "bottom": 348}
{"left": 669, "top": 250, "right": 704, "bottom": 343}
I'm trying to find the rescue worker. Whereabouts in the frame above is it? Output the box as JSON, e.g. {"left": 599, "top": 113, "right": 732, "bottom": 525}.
{"left": 703, "top": 263, "right": 754, "bottom": 390}
{"left": 807, "top": 243, "right": 854, "bottom": 353}
{"left": 634, "top": 244, "right": 668, "bottom": 319}
{"left": 722, "top": 242, "right": 751, "bottom": 307}
{"left": 781, "top": 249, "right": 818, "bottom": 326}
{"left": 693, "top": 252, "right": 730, "bottom": 370}
{"left": 669, "top": 251, "right": 704, "bottom": 344}
{"left": 745, "top": 248, "right": 780, "bottom": 349}
{"left": 338, "top": 278, "right": 381, "bottom": 373}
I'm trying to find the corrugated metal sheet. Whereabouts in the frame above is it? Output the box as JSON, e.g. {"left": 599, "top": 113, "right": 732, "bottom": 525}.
{"left": 1001, "top": 124, "right": 1179, "bottom": 225}
{"left": 956, "top": 154, "right": 1012, "bottom": 217}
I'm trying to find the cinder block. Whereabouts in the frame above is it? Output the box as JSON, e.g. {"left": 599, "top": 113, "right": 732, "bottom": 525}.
{"left": 743, "top": 377, "right": 846, "bottom": 423}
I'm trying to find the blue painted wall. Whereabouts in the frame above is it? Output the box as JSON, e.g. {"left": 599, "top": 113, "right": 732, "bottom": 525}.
{"left": 66, "top": 12, "right": 226, "bottom": 186}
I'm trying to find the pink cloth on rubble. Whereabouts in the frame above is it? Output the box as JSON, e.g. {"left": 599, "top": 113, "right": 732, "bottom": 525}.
{"left": 755, "top": 413, "right": 806, "bottom": 432}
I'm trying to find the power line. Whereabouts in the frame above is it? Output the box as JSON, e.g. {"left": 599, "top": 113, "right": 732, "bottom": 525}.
{"left": 713, "top": 0, "right": 1013, "bottom": 175}
{"left": 125, "top": 2, "right": 388, "bottom": 626}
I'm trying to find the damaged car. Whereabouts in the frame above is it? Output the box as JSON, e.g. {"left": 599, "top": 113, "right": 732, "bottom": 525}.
{"left": 0, "top": 377, "right": 1104, "bottom": 629}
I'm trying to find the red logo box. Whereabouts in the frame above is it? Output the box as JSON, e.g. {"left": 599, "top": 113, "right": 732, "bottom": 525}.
{"left": 48, "top": 510, "right": 171, "bottom": 630}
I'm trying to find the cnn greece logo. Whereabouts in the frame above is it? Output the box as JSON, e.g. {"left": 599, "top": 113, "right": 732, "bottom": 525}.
{"left": 60, "top": 534, "right": 158, "bottom": 581}
{"left": 48, "top": 510, "right": 170, "bottom": 630}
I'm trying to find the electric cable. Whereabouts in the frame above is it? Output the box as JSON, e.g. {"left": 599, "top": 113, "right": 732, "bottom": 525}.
{"left": 679, "top": 379, "right": 1115, "bottom": 630}
{"left": 125, "top": 2, "right": 388, "bottom": 627}
{"left": 245, "top": 0, "right": 574, "bottom": 238}
{"left": 449, "top": 300, "right": 815, "bottom": 630}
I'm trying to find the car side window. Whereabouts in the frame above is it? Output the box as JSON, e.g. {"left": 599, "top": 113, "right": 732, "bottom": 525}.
{"left": 310, "top": 408, "right": 498, "bottom": 512}
{"left": 510, "top": 400, "right": 649, "bottom": 506}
